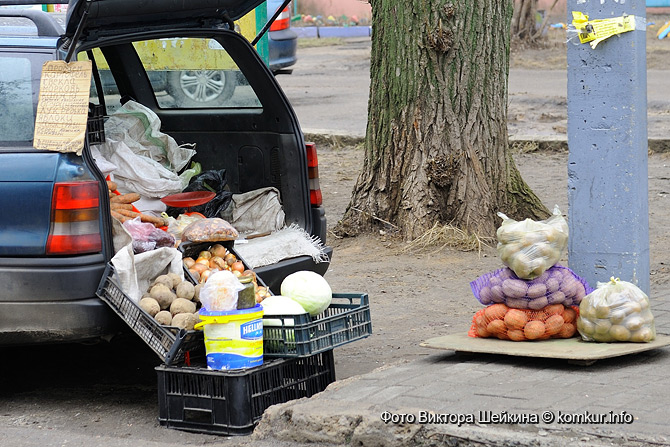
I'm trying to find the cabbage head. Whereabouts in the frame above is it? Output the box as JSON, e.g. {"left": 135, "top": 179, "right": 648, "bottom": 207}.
{"left": 280, "top": 271, "right": 332, "bottom": 316}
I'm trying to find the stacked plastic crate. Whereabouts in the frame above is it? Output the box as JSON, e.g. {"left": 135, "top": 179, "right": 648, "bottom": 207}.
{"left": 468, "top": 207, "right": 593, "bottom": 341}
{"left": 96, "top": 241, "right": 373, "bottom": 436}
{"left": 155, "top": 291, "right": 372, "bottom": 435}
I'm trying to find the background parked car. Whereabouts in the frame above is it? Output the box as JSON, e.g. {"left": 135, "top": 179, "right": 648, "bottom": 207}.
{"left": 267, "top": 0, "right": 298, "bottom": 74}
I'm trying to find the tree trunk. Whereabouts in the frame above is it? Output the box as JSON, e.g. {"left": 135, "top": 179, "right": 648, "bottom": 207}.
{"left": 337, "top": 0, "right": 548, "bottom": 240}
{"left": 511, "top": 0, "right": 538, "bottom": 40}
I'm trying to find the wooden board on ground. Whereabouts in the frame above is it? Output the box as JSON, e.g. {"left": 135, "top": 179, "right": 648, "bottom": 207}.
{"left": 421, "top": 333, "right": 670, "bottom": 365}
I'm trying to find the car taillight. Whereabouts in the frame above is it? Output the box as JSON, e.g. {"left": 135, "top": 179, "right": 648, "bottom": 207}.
{"left": 270, "top": 7, "right": 291, "bottom": 31}
{"left": 306, "top": 142, "right": 322, "bottom": 206}
{"left": 47, "top": 181, "right": 102, "bottom": 255}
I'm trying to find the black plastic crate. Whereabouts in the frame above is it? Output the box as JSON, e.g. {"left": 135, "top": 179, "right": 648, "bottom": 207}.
{"left": 262, "top": 293, "right": 372, "bottom": 358}
{"left": 156, "top": 350, "right": 335, "bottom": 435}
{"left": 87, "top": 103, "right": 105, "bottom": 145}
{"left": 96, "top": 263, "right": 204, "bottom": 365}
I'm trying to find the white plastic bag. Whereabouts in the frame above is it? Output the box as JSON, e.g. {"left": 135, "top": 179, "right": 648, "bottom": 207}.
{"left": 199, "top": 270, "right": 245, "bottom": 311}
{"left": 100, "top": 100, "right": 197, "bottom": 197}
{"left": 104, "top": 100, "right": 195, "bottom": 172}
{"left": 496, "top": 205, "right": 568, "bottom": 280}
{"left": 98, "top": 138, "right": 184, "bottom": 198}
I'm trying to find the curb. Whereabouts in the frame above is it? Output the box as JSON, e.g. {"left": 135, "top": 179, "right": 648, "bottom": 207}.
{"left": 294, "top": 25, "right": 371, "bottom": 39}
{"left": 305, "top": 131, "right": 670, "bottom": 154}
{"left": 253, "top": 394, "right": 657, "bottom": 447}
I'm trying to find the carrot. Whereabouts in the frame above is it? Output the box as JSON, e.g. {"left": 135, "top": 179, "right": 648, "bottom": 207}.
{"left": 139, "top": 213, "right": 166, "bottom": 227}
{"left": 110, "top": 193, "right": 140, "bottom": 204}
{"left": 110, "top": 203, "right": 133, "bottom": 211}
{"left": 114, "top": 209, "right": 141, "bottom": 219}
{"left": 110, "top": 210, "right": 129, "bottom": 223}
{"left": 106, "top": 180, "right": 118, "bottom": 192}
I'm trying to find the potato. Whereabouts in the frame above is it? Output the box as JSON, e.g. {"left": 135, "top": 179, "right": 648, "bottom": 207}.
{"left": 478, "top": 286, "right": 493, "bottom": 305}
{"left": 524, "top": 320, "right": 546, "bottom": 340}
{"left": 150, "top": 283, "right": 176, "bottom": 310}
{"left": 502, "top": 278, "right": 528, "bottom": 299}
{"left": 139, "top": 297, "right": 160, "bottom": 317}
{"left": 630, "top": 327, "right": 654, "bottom": 343}
{"left": 577, "top": 318, "right": 595, "bottom": 336}
{"left": 155, "top": 310, "right": 172, "bottom": 326}
{"left": 193, "top": 283, "right": 202, "bottom": 303}
{"left": 167, "top": 272, "right": 183, "bottom": 289}
{"left": 152, "top": 274, "right": 173, "bottom": 288}
{"left": 172, "top": 312, "right": 199, "bottom": 331}
{"left": 594, "top": 319, "right": 612, "bottom": 335}
{"left": 176, "top": 281, "right": 195, "bottom": 300}
{"left": 170, "top": 297, "right": 196, "bottom": 316}
{"left": 526, "top": 283, "right": 547, "bottom": 299}
{"left": 504, "top": 309, "right": 528, "bottom": 330}
{"left": 545, "top": 278, "right": 560, "bottom": 293}
{"left": 624, "top": 315, "right": 644, "bottom": 332}
{"left": 527, "top": 296, "right": 549, "bottom": 310}
{"left": 609, "top": 325, "right": 631, "bottom": 342}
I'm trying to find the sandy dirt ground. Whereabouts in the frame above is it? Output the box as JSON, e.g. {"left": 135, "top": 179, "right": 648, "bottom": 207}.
{"left": 321, "top": 148, "right": 670, "bottom": 380}
{"left": 320, "top": 22, "right": 670, "bottom": 379}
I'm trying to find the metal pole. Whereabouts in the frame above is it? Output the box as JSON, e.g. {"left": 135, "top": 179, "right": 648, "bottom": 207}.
{"left": 566, "top": 0, "right": 649, "bottom": 293}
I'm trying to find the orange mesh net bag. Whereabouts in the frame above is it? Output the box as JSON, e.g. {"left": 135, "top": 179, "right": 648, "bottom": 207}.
{"left": 468, "top": 303, "right": 579, "bottom": 341}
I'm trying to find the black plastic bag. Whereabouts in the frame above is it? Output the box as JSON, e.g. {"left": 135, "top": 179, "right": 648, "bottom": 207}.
{"left": 166, "top": 169, "right": 233, "bottom": 218}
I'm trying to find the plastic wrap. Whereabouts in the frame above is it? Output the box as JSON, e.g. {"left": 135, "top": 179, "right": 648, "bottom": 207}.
{"left": 468, "top": 303, "right": 579, "bottom": 341}
{"left": 577, "top": 277, "right": 655, "bottom": 343}
{"left": 199, "top": 270, "right": 245, "bottom": 312}
{"left": 496, "top": 206, "right": 568, "bottom": 279}
{"left": 182, "top": 218, "right": 239, "bottom": 243}
{"left": 123, "top": 217, "right": 176, "bottom": 254}
{"left": 470, "top": 265, "right": 593, "bottom": 309}
{"left": 166, "top": 213, "right": 205, "bottom": 241}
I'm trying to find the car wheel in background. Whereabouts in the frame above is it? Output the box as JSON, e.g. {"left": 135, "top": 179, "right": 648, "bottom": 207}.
{"left": 167, "top": 70, "right": 236, "bottom": 107}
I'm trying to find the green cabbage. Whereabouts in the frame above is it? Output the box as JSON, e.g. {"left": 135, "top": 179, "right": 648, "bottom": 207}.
{"left": 280, "top": 271, "right": 332, "bottom": 316}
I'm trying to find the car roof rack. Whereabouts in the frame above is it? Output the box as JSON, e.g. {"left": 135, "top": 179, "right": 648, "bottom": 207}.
{"left": 0, "top": 2, "right": 63, "bottom": 37}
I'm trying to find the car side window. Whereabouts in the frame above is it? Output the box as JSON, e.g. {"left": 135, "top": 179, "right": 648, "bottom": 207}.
{"left": 134, "top": 37, "right": 261, "bottom": 109}
{"left": 0, "top": 52, "right": 50, "bottom": 143}
{"left": 81, "top": 50, "right": 122, "bottom": 115}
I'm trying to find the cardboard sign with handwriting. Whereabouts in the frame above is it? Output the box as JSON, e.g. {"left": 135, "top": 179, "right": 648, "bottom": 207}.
{"left": 33, "top": 60, "right": 92, "bottom": 155}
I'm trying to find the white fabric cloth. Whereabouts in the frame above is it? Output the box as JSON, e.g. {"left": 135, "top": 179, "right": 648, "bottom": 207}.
{"left": 233, "top": 224, "right": 328, "bottom": 269}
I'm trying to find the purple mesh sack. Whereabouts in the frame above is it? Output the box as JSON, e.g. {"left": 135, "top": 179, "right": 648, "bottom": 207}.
{"left": 470, "top": 265, "right": 593, "bottom": 310}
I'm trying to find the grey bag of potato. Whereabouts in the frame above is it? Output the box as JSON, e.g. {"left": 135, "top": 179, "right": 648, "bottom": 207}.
{"left": 219, "top": 187, "right": 285, "bottom": 236}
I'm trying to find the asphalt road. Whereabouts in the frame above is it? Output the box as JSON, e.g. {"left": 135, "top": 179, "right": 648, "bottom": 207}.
{"left": 278, "top": 38, "right": 670, "bottom": 141}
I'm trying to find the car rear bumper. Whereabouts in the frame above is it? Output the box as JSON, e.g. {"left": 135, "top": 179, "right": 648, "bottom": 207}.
{"left": 0, "top": 253, "right": 119, "bottom": 345}
{"left": 0, "top": 298, "right": 119, "bottom": 345}
{"left": 269, "top": 28, "right": 297, "bottom": 71}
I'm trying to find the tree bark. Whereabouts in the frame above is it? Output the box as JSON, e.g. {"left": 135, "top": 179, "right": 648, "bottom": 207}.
{"left": 337, "top": 0, "right": 549, "bottom": 240}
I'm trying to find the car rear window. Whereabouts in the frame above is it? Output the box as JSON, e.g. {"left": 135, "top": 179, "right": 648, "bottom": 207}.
{"left": 135, "top": 37, "right": 262, "bottom": 109}
{"left": 0, "top": 51, "right": 51, "bottom": 144}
